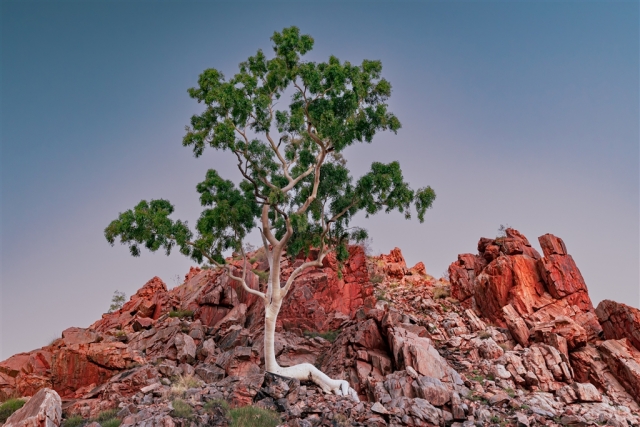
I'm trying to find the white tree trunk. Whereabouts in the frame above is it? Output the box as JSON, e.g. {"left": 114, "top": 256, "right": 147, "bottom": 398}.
{"left": 262, "top": 266, "right": 359, "bottom": 401}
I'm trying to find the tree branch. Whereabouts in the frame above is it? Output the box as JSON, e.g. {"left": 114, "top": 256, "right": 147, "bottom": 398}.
{"left": 225, "top": 244, "right": 267, "bottom": 301}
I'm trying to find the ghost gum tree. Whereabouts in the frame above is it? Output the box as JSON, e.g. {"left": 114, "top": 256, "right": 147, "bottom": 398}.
{"left": 105, "top": 27, "right": 435, "bottom": 400}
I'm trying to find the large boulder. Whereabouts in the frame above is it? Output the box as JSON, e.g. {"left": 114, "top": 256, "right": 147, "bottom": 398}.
{"left": 90, "top": 277, "right": 176, "bottom": 333}
{"left": 596, "top": 300, "right": 640, "bottom": 351}
{"left": 598, "top": 339, "right": 640, "bottom": 405}
{"left": 4, "top": 388, "right": 61, "bottom": 427}
{"left": 277, "top": 246, "right": 374, "bottom": 333}
{"left": 448, "top": 229, "right": 601, "bottom": 340}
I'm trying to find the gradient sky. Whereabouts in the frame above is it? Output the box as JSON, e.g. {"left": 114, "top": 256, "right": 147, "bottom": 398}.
{"left": 1, "top": 1, "right": 638, "bottom": 360}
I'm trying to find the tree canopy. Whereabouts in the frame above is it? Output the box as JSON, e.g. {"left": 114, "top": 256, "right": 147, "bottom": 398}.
{"left": 105, "top": 26, "right": 435, "bottom": 267}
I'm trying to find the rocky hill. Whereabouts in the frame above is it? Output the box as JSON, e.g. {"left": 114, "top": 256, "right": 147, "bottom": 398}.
{"left": 1, "top": 229, "right": 639, "bottom": 427}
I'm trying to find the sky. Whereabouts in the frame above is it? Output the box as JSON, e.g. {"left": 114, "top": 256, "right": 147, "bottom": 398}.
{"left": 1, "top": 1, "right": 638, "bottom": 360}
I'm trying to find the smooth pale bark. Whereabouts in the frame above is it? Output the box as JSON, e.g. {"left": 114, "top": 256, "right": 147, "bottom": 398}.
{"left": 259, "top": 252, "right": 359, "bottom": 401}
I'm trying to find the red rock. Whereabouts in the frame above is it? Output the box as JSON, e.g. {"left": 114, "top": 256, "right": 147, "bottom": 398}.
{"left": 502, "top": 304, "right": 530, "bottom": 347}
{"left": 598, "top": 339, "right": 640, "bottom": 405}
{"left": 409, "top": 262, "right": 426, "bottom": 276}
{"left": 449, "top": 230, "right": 602, "bottom": 348}
{"left": 505, "top": 228, "right": 531, "bottom": 246}
{"left": 277, "top": 246, "right": 373, "bottom": 333}
{"left": 4, "top": 388, "right": 61, "bottom": 427}
{"left": 538, "top": 254, "right": 587, "bottom": 299}
{"left": 570, "top": 344, "right": 639, "bottom": 410}
{"left": 596, "top": 300, "right": 640, "bottom": 351}
{"left": 90, "top": 277, "right": 176, "bottom": 333}
{"left": 538, "top": 233, "right": 567, "bottom": 257}
{"left": 387, "top": 327, "right": 462, "bottom": 384}
{"left": 61, "top": 328, "right": 99, "bottom": 346}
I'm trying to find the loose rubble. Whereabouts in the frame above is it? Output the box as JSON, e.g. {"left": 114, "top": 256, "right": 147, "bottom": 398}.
{"left": 1, "top": 229, "right": 639, "bottom": 426}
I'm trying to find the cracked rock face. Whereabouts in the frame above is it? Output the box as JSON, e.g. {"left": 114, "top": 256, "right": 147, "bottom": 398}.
{"left": 1, "top": 230, "right": 640, "bottom": 426}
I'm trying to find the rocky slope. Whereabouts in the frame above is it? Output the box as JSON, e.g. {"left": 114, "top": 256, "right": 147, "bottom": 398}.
{"left": 1, "top": 229, "right": 639, "bottom": 427}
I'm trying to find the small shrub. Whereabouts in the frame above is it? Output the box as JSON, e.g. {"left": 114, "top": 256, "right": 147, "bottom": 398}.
{"left": 171, "top": 374, "right": 202, "bottom": 397}
{"left": 249, "top": 257, "right": 257, "bottom": 263}
{"left": 203, "top": 399, "right": 231, "bottom": 421}
{"left": 433, "top": 286, "right": 449, "bottom": 299}
{"left": 229, "top": 405, "right": 280, "bottom": 427}
{"left": 370, "top": 274, "right": 384, "bottom": 284}
{"left": 490, "top": 415, "right": 501, "bottom": 423}
{"left": 171, "top": 399, "right": 194, "bottom": 420}
{"left": 62, "top": 415, "right": 86, "bottom": 427}
{"left": 96, "top": 410, "right": 119, "bottom": 423}
{"left": 375, "top": 290, "right": 390, "bottom": 303}
{"left": 303, "top": 330, "right": 340, "bottom": 343}
{"left": 505, "top": 388, "right": 516, "bottom": 398}
{"left": 204, "top": 399, "right": 230, "bottom": 415}
{"left": 108, "top": 290, "right": 126, "bottom": 313}
{"left": 478, "top": 330, "right": 492, "bottom": 340}
{"left": 168, "top": 310, "right": 194, "bottom": 319}
{"left": 251, "top": 269, "right": 269, "bottom": 284}
{"left": 487, "top": 373, "right": 496, "bottom": 381}
{"left": 101, "top": 419, "right": 121, "bottom": 427}
{"left": 389, "top": 281, "right": 400, "bottom": 289}
{"left": 332, "top": 413, "right": 350, "bottom": 426}
{"left": 497, "top": 224, "right": 511, "bottom": 238}
{"left": 0, "top": 399, "right": 26, "bottom": 423}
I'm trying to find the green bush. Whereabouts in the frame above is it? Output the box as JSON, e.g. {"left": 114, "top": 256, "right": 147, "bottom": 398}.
{"left": 96, "top": 410, "right": 119, "bottom": 423}
{"left": 101, "top": 419, "right": 121, "bottom": 427}
{"left": 251, "top": 269, "right": 269, "bottom": 284}
{"left": 171, "top": 399, "right": 194, "bottom": 420}
{"left": 168, "top": 310, "right": 194, "bottom": 319}
{"left": 432, "top": 286, "right": 450, "bottom": 299}
{"left": 370, "top": 274, "right": 384, "bottom": 284}
{"left": 62, "top": 415, "right": 86, "bottom": 427}
{"left": 303, "top": 330, "right": 340, "bottom": 342}
{"left": 204, "top": 399, "right": 230, "bottom": 415}
{"left": 478, "top": 330, "right": 492, "bottom": 340}
{"left": 0, "top": 399, "right": 26, "bottom": 423}
{"left": 230, "top": 406, "right": 280, "bottom": 427}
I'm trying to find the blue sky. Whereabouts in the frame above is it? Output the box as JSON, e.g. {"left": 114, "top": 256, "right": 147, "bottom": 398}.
{"left": 1, "top": 1, "right": 638, "bottom": 359}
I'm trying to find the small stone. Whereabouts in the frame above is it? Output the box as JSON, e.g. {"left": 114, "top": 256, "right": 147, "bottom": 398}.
{"left": 371, "top": 402, "right": 389, "bottom": 415}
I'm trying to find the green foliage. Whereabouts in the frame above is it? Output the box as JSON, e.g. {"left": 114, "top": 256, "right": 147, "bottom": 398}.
{"left": 96, "top": 410, "right": 120, "bottom": 423}
{"left": 108, "top": 290, "right": 126, "bottom": 313}
{"left": 171, "top": 399, "right": 194, "bottom": 420}
{"left": 62, "top": 415, "right": 85, "bottom": 427}
{"left": 0, "top": 399, "right": 25, "bottom": 423}
{"left": 203, "top": 399, "right": 230, "bottom": 415}
{"left": 170, "top": 374, "right": 202, "bottom": 398}
{"left": 490, "top": 415, "right": 501, "bottom": 423}
{"left": 370, "top": 274, "right": 383, "bottom": 284}
{"left": 229, "top": 406, "right": 280, "bottom": 427}
{"left": 106, "top": 26, "right": 435, "bottom": 288}
{"left": 432, "top": 286, "right": 449, "bottom": 299}
{"left": 95, "top": 410, "right": 121, "bottom": 427}
{"left": 168, "top": 310, "right": 194, "bottom": 319}
{"left": 251, "top": 269, "right": 269, "bottom": 283}
{"left": 497, "top": 224, "right": 511, "bottom": 238}
{"left": 303, "top": 329, "right": 340, "bottom": 342}
{"left": 478, "top": 330, "right": 492, "bottom": 340}
{"left": 332, "top": 413, "right": 351, "bottom": 426}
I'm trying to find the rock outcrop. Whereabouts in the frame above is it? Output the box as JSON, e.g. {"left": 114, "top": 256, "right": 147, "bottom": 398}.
{"left": 1, "top": 231, "right": 639, "bottom": 427}
{"left": 596, "top": 299, "right": 640, "bottom": 350}
{"left": 4, "top": 388, "right": 62, "bottom": 427}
